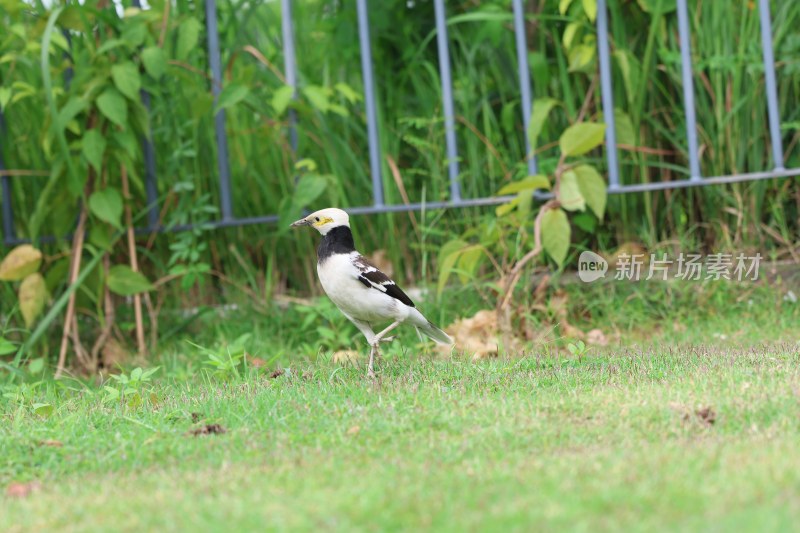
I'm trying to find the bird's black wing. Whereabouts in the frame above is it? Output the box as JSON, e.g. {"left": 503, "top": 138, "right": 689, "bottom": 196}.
{"left": 353, "top": 256, "right": 415, "bottom": 308}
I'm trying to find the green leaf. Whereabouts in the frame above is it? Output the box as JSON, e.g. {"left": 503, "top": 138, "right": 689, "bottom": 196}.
{"left": 215, "top": 83, "right": 249, "bottom": 113}
{"left": 572, "top": 211, "right": 597, "bottom": 233}
{"left": 0, "top": 87, "right": 10, "bottom": 111}
{"left": 437, "top": 239, "right": 468, "bottom": 296}
{"left": 28, "top": 357, "right": 45, "bottom": 374}
{"left": 495, "top": 197, "right": 520, "bottom": 217}
{"left": 302, "top": 85, "right": 330, "bottom": 112}
{"left": 33, "top": 402, "right": 54, "bottom": 417}
{"left": 112, "top": 129, "right": 138, "bottom": 159}
{"left": 334, "top": 83, "right": 361, "bottom": 104}
{"left": 517, "top": 189, "right": 535, "bottom": 219}
{"left": 573, "top": 164, "right": 607, "bottom": 219}
{"left": 121, "top": 20, "right": 147, "bottom": 48}
{"left": 89, "top": 188, "right": 124, "bottom": 229}
{"left": 82, "top": 129, "right": 106, "bottom": 173}
{"left": 96, "top": 88, "right": 128, "bottom": 128}
{"left": 293, "top": 174, "right": 328, "bottom": 207}
{"left": 612, "top": 108, "right": 636, "bottom": 147}
{"left": 295, "top": 158, "right": 318, "bottom": 172}
{"left": 562, "top": 22, "right": 579, "bottom": 49}
{"left": 271, "top": 85, "right": 294, "bottom": 115}
{"left": 559, "top": 0, "right": 575, "bottom": 14}
{"left": 0, "top": 245, "right": 42, "bottom": 281}
{"left": 141, "top": 46, "right": 167, "bottom": 79}
{"left": 55, "top": 97, "right": 87, "bottom": 132}
{"left": 19, "top": 273, "right": 48, "bottom": 327}
{"left": 558, "top": 170, "right": 586, "bottom": 212}
{"left": 613, "top": 50, "right": 640, "bottom": 107}
{"left": 0, "top": 337, "right": 16, "bottom": 356}
{"left": 328, "top": 103, "right": 349, "bottom": 117}
{"left": 96, "top": 38, "right": 128, "bottom": 55}
{"left": 176, "top": 17, "right": 201, "bottom": 61}
{"left": 89, "top": 225, "right": 113, "bottom": 250}
{"left": 541, "top": 208, "right": 570, "bottom": 267}
{"left": 582, "top": 0, "right": 597, "bottom": 22}
{"left": 559, "top": 122, "right": 606, "bottom": 157}
{"left": 567, "top": 44, "right": 595, "bottom": 72}
{"left": 456, "top": 245, "right": 484, "bottom": 284}
{"left": 111, "top": 62, "right": 141, "bottom": 100}
{"left": 528, "top": 98, "right": 558, "bottom": 151}
{"left": 497, "top": 174, "right": 550, "bottom": 195}
{"left": 107, "top": 265, "right": 154, "bottom": 296}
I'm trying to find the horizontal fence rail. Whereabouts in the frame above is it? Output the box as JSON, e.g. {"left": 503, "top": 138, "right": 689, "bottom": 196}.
{"left": 1, "top": 0, "right": 799, "bottom": 246}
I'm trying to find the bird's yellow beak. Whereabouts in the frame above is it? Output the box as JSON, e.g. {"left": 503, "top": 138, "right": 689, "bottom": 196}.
{"left": 290, "top": 217, "right": 310, "bottom": 228}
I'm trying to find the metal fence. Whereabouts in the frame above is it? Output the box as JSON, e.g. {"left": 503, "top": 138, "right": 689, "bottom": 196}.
{"left": 1, "top": 0, "right": 799, "bottom": 246}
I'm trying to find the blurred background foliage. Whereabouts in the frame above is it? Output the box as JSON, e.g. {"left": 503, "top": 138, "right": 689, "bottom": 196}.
{"left": 0, "top": 0, "right": 798, "bottom": 367}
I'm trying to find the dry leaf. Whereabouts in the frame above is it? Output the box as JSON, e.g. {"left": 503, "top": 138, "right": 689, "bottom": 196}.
{"left": 365, "top": 249, "right": 394, "bottom": 278}
{"left": 605, "top": 242, "right": 649, "bottom": 267}
{"left": 18, "top": 273, "right": 47, "bottom": 327}
{"left": 0, "top": 245, "right": 42, "bottom": 281}
{"left": 249, "top": 356, "right": 268, "bottom": 368}
{"left": 549, "top": 290, "right": 584, "bottom": 340}
{"left": 441, "top": 309, "right": 500, "bottom": 360}
{"left": 332, "top": 350, "right": 360, "bottom": 364}
{"left": 346, "top": 425, "right": 361, "bottom": 436}
{"left": 586, "top": 329, "right": 608, "bottom": 346}
{"left": 101, "top": 338, "right": 130, "bottom": 368}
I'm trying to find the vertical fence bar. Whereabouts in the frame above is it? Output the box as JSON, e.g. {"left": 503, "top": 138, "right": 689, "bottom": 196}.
{"left": 281, "top": 0, "right": 299, "bottom": 154}
{"left": 676, "top": 0, "right": 702, "bottom": 181}
{"left": 204, "top": 0, "right": 233, "bottom": 220}
{"left": 141, "top": 91, "right": 159, "bottom": 229}
{"left": 132, "top": 0, "right": 159, "bottom": 229}
{"left": 356, "top": 0, "right": 384, "bottom": 207}
{"left": 595, "top": 0, "right": 620, "bottom": 190}
{"left": 757, "top": 0, "right": 784, "bottom": 170}
{"left": 0, "top": 112, "right": 14, "bottom": 244}
{"left": 433, "top": 0, "right": 461, "bottom": 202}
{"left": 512, "top": 0, "right": 537, "bottom": 175}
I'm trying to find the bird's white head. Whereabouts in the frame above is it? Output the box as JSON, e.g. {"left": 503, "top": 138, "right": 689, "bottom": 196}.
{"left": 290, "top": 207, "right": 350, "bottom": 235}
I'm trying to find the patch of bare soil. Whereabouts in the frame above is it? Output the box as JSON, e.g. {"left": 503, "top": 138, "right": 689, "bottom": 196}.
{"left": 188, "top": 424, "right": 226, "bottom": 436}
{"left": 671, "top": 403, "right": 717, "bottom": 427}
{"left": 692, "top": 406, "right": 717, "bottom": 426}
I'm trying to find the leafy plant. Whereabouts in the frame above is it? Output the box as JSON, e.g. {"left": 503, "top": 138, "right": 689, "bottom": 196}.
{"left": 567, "top": 340, "right": 589, "bottom": 363}
{"left": 103, "top": 366, "right": 160, "bottom": 408}
{"left": 195, "top": 333, "right": 252, "bottom": 380}
{"left": 0, "top": 245, "right": 48, "bottom": 328}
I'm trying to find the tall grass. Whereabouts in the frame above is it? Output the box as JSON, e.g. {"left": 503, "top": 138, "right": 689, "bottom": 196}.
{"left": 0, "top": 0, "right": 798, "bottom": 307}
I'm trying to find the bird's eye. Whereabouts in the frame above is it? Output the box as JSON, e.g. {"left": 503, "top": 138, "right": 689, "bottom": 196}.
{"left": 315, "top": 217, "right": 320, "bottom": 222}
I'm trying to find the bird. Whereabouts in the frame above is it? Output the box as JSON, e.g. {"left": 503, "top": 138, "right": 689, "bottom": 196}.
{"left": 291, "top": 208, "right": 453, "bottom": 376}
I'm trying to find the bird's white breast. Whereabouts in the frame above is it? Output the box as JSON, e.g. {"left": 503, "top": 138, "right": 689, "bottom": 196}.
{"left": 317, "top": 252, "right": 408, "bottom": 323}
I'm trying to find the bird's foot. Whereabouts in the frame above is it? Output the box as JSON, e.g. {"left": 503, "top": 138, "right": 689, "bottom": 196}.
{"left": 367, "top": 344, "right": 378, "bottom": 379}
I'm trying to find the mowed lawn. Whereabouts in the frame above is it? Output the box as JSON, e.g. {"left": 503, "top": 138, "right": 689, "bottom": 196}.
{"left": 2, "top": 341, "right": 800, "bottom": 532}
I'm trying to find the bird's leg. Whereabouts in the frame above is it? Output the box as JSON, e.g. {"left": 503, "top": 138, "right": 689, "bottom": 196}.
{"left": 373, "top": 321, "right": 401, "bottom": 344}
{"left": 366, "top": 321, "right": 401, "bottom": 377}
{"left": 367, "top": 343, "right": 377, "bottom": 379}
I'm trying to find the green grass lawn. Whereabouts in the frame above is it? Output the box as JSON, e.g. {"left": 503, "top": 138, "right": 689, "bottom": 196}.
{"left": 3, "top": 341, "right": 800, "bottom": 531}
{"left": 2, "top": 280, "right": 799, "bottom": 531}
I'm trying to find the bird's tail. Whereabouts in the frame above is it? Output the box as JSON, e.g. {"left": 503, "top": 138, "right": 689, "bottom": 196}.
{"left": 410, "top": 309, "right": 454, "bottom": 345}
{"left": 417, "top": 321, "right": 454, "bottom": 345}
